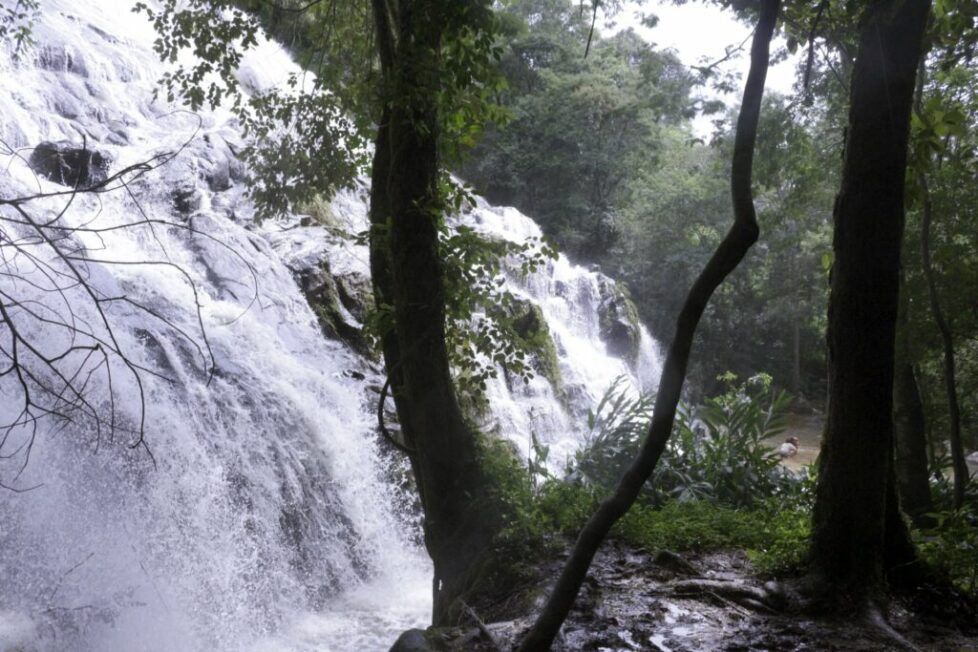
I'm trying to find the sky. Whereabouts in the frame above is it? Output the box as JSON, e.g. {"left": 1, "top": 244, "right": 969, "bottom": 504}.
{"left": 609, "top": 1, "right": 801, "bottom": 135}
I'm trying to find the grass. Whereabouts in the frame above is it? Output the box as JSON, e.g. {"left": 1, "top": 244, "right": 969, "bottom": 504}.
{"left": 527, "top": 479, "right": 811, "bottom": 575}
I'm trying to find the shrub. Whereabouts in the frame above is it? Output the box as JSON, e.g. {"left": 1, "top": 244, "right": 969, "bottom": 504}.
{"left": 915, "top": 503, "right": 978, "bottom": 598}
{"left": 575, "top": 373, "right": 801, "bottom": 508}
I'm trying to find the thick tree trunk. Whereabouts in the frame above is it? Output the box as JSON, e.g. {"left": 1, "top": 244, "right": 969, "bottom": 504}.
{"left": 370, "top": 0, "right": 500, "bottom": 626}
{"left": 893, "top": 274, "right": 932, "bottom": 524}
{"left": 516, "top": 2, "right": 779, "bottom": 648}
{"left": 809, "top": 0, "right": 930, "bottom": 597}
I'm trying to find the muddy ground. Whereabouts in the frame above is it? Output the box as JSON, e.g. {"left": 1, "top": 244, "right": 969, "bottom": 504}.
{"left": 415, "top": 544, "right": 977, "bottom": 651}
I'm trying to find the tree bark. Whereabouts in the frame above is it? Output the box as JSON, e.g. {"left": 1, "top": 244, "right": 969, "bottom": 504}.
{"left": 809, "top": 0, "right": 931, "bottom": 597}
{"left": 517, "top": 2, "right": 780, "bottom": 648}
{"left": 370, "top": 0, "right": 500, "bottom": 626}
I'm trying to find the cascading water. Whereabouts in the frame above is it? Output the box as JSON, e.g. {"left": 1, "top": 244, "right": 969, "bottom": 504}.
{"left": 461, "top": 199, "right": 662, "bottom": 468}
{"left": 0, "top": 2, "right": 661, "bottom": 650}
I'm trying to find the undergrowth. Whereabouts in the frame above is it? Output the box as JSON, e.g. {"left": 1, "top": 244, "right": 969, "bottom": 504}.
{"left": 915, "top": 500, "right": 978, "bottom": 598}
{"left": 482, "top": 371, "right": 976, "bottom": 600}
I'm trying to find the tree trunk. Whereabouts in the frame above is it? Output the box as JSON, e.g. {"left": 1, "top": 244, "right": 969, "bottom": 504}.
{"left": 809, "top": 0, "right": 930, "bottom": 597}
{"left": 370, "top": 0, "right": 500, "bottom": 626}
{"left": 918, "top": 171, "right": 968, "bottom": 508}
{"left": 516, "top": 2, "right": 780, "bottom": 648}
{"left": 893, "top": 274, "right": 932, "bottom": 524}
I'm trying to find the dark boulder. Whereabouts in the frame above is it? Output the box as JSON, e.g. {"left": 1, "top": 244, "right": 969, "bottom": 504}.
{"left": 389, "top": 629, "right": 436, "bottom": 652}
{"left": 28, "top": 141, "right": 111, "bottom": 189}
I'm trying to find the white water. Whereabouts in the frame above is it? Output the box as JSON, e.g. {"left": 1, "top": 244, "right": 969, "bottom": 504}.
{"left": 0, "top": 2, "right": 661, "bottom": 650}
{"left": 463, "top": 200, "right": 662, "bottom": 468}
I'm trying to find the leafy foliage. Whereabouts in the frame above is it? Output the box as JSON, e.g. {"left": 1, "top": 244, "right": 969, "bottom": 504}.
{"left": 0, "top": 0, "right": 38, "bottom": 57}
{"left": 458, "top": 0, "right": 694, "bottom": 259}
{"left": 133, "top": 0, "right": 372, "bottom": 217}
{"left": 575, "top": 373, "right": 799, "bottom": 508}
{"left": 461, "top": 0, "right": 838, "bottom": 396}
{"left": 501, "top": 474, "right": 811, "bottom": 576}
{"left": 359, "top": 184, "right": 558, "bottom": 406}
{"left": 441, "top": 212, "right": 558, "bottom": 404}
{"left": 915, "top": 503, "right": 978, "bottom": 598}
{"left": 137, "top": 0, "right": 562, "bottom": 407}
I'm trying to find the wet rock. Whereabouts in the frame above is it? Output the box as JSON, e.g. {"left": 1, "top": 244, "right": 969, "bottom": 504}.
{"left": 206, "top": 156, "right": 231, "bottom": 192}
{"left": 389, "top": 628, "right": 436, "bottom": 652}
{"left": 295, "top": 259, "right": 371, "bottom": 355}
{"left": 173, "top": 186, "right": 202, "bottom": 214}
{"left": 36, "top": 44, "right": 88, "bottom": 76}
{"left": 53, "top": 98, "right": 80, "bottom": 119}
{"left": 198, "top": 133, "right": 241, "bottom": 192}
{"left": 335, "top": 272, "right": 373, "bottom": 325}
{"left": 28, "top": 140, "right": 111, "bottom": 188}
{"left": 505, "top": 297, "right": 562, "bottom": 391}
{"left": 597, "top": 278, "right": 641, "bottom": 366}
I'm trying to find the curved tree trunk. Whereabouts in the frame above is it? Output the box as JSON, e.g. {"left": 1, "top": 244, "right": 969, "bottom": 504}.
{"left": 918, "top": 171, "right": 968, "bottom": 508}
{"left": 370, "top": 0, "right": 501, "bottom": 626}
{"left": 809, "top": 0, "right": 930, "bottom": 597}
{"left": 516, "top": 2, "right": 780, "bottom": 648}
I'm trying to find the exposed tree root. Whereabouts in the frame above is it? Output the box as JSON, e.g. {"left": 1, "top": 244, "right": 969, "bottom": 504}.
{"left": 863, "top": 603, "right": 921, "bottom": 652}
{"left": 659, "top": 576, "right": 940, "bottom": 651}
{"left": 458, "top": 599, "right": 503, "bottom": 652}
{"left": 651, "top": 549, "right": 699, "bottom": 576}
{"left": 665, "top": 578, "right": 784, "bottom": 613}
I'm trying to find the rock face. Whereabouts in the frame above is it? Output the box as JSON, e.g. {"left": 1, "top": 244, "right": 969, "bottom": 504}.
{"left": 507, "top": 297, "right": 562, "bottom": 392}
{"left": 296, "top": 258, "right": 373, "bottom": 356}
{"left": 597, "top": 278, "right": 642, "bottom": 366}
{"left": 28, "top": 140, "right": 111, "bottom": 188}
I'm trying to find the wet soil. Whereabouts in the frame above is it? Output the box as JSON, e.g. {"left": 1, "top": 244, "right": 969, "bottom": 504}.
{"left": 425, "top": 544, "right": 977, "bottom": 651}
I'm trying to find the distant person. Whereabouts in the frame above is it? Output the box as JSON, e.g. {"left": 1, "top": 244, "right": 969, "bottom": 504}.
{"left": 779, "top": 436, "right": 800, "bottom": 458}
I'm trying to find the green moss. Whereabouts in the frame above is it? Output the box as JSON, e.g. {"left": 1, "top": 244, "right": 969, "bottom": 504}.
{"left": 452, "top": 431, "right": 558, "bottom": 619}
{"left": 303, "top": 263, "right": 371, "bottom": 355}
{"left": 296, "top": 194, "right": 344, "bottom": 234}
{"left": 309, "top": 273, "right": 343, "bottom": 334}
{"left": 618, "top": 282, "right": 642, "bottom": 348}
{"left": 509, "top": 299, "right": 563, "bottom": 393}
{"left": 533, "top": 481, "right": 811, "bottom": 575}
{"left": 616, "top": 499, "right": 810, "bottom": 575}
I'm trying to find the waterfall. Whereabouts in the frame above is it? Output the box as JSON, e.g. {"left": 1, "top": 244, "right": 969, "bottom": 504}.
{"left": 0, "top": 2, "right": 662, "bottom": 650}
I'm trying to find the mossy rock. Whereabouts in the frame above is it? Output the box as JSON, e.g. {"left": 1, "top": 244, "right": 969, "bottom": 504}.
{"left": 295, "top": 259, "right": 371, "bottom": 355}
{"left": 506, "top": 298, "right": 562, "bottom": 393}
{"left": 335, "top": 272, "right": 373, "bottom": 324}
{"left": 597, "top": 279, "right": 641, "bottom": 367}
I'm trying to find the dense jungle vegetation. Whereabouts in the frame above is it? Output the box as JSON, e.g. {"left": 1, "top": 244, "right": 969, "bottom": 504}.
{"left": 4, "top": 0, "right": 977, "bottom": 648}
{"left": 115, "top": 0, "right": 978, "bottom": 643}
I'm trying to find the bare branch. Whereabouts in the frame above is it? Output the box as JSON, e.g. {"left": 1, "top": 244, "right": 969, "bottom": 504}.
{"left": 0, "top": 118, "right": 258, "bottom": 483}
